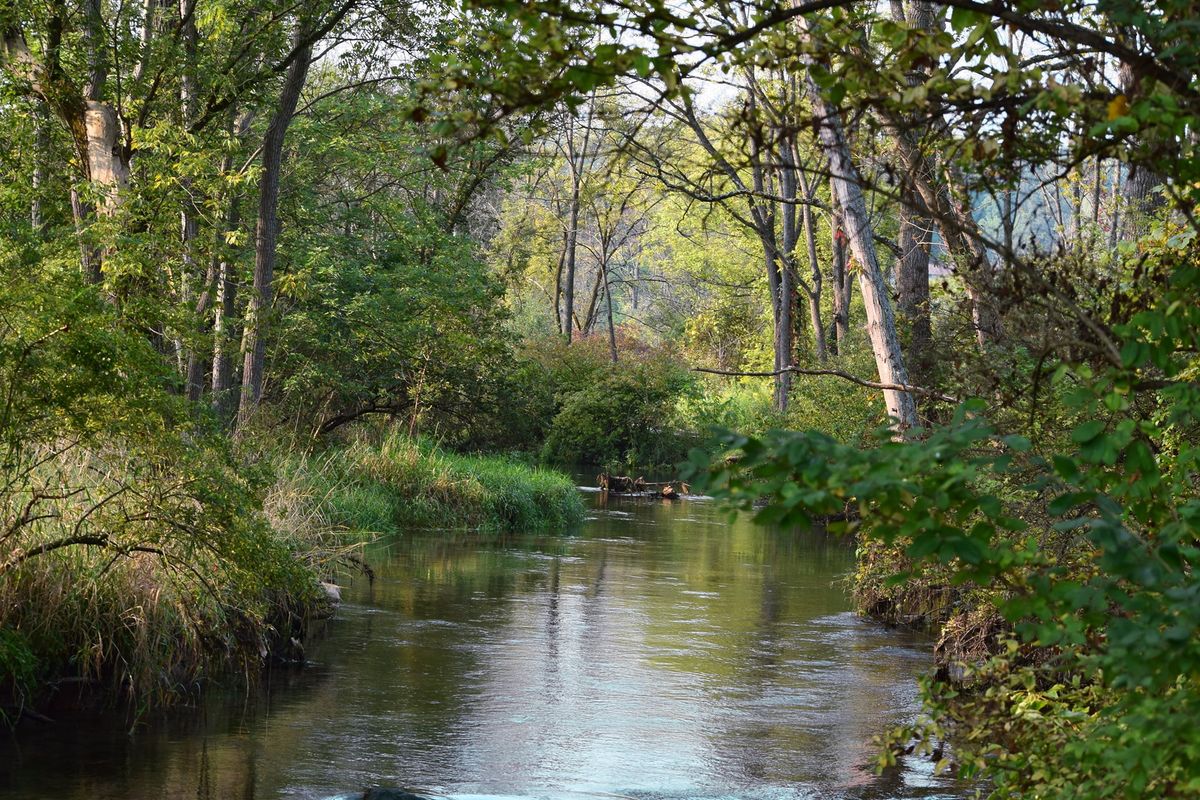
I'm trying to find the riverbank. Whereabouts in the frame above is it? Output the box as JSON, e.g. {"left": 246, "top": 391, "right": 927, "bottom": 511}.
{"left": 0, "top": 433, "right": 582, "bottom": 719}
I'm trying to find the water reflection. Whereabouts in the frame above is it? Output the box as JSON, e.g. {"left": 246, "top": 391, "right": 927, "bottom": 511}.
{"left": 0, "top": 492, "right": 963, "bottom": 800}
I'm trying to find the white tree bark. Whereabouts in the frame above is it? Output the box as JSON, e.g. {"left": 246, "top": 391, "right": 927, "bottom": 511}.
{"left": 797, "top": 18, "right": 917, "bottom": 431}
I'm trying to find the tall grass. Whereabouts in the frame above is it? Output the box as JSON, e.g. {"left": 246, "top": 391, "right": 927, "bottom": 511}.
{"left": 0, "top": 432, "right": 581, "bottom": 716}
{"left": 276, "top": 432, "right": 584, "bottom": 535}
{"left": 0, "top": 440, "right": 330, "bottom": 716}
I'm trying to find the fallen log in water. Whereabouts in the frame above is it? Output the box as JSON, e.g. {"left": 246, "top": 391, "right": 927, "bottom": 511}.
{"left": 596, "top": 473, "right": 690, "bottom": 499}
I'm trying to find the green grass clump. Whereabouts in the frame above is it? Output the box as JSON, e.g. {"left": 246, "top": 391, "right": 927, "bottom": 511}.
{"left": 280, "top": 431, "right": 584, "bottom": 535}
{"left": 0, "top": 435, "right": 353, "bottom": 715}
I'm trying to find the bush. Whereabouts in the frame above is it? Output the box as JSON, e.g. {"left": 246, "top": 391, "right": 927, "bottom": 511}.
{"left": 539, "top": 346, "right": 698, "bottom": 469}
{"left": 0, "top": 260, "right": 325, "bottom": 711}
{"left": 781, "top": 348, "right": 891, "bottom": 444}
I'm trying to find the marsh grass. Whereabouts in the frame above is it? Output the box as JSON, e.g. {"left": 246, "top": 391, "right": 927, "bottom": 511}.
{"left": 0, "top": 441, "right": 327, "bottom": 717}
{"left": 277, "top": 431, "right": 585, "bottom": 536}
{"left": 0, "top": 432, "right": 580, "bottom": 717}
{"left": 0, "top": 529, "right": 319, "bottom": 718}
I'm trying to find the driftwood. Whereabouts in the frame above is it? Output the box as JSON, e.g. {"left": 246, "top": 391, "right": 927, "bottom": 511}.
{"left": 596, "top": 473, "right": 690, "bottom": 499}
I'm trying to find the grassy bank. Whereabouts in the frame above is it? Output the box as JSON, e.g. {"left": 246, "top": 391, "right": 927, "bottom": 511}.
{"left": 0, "top": 444, "right": 328, "bottom": 718}
{"left": 278, "top": 433, "right": 585, "bottom": 535}
{"left": 0, "top": 432, "right": 582, "bottom": 718}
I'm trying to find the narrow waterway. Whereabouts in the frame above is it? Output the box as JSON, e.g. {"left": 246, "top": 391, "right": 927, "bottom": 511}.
{"left": 0, "top": 489, "right": 963, "bottom": 800}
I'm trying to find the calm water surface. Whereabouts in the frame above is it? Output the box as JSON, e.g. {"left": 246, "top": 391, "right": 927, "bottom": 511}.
{"left": 0, "top": 489, "right": 963, "bottom": 800}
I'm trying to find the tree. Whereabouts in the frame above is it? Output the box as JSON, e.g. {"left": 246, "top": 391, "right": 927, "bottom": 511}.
{"left": 237, "top": 31, "right": 314, "bottom": 427}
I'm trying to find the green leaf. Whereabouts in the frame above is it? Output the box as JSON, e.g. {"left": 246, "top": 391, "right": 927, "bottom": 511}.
{"left": 1071, "top": 420, "right": 1106, "bottom": 444}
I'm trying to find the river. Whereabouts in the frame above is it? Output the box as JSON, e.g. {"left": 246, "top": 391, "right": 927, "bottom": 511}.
{"left": 0, "top": 488, "right": 963, "bottom": 800}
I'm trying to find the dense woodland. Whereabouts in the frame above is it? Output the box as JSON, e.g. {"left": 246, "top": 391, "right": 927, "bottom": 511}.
{"left": 2, "top": 0, "right": 1200, "bottom": 797}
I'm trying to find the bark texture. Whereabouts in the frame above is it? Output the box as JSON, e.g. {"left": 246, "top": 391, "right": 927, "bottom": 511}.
{"left": 212, "top": 109, "right": 255, "bottom": 419}
{"left": 896, "top": 201, "right": 932, "bottom": 384}
{"left": 799, "top": 17, "right": 917, "bottom": 430}
{"left": 1118, "top": 63, "right": 1165, "bottom": 240}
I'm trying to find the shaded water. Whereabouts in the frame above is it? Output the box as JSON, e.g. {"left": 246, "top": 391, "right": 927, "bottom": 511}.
{"left": 0, "top": 490, "right": 962, "bottom": 800}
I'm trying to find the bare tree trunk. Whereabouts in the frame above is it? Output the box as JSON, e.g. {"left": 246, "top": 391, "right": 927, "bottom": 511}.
{"left": 602, "top": 260, "right": 618, "bottom": 362}
{"left": 777, "top": 256, "right": 795, "bottom": 410}
{"left": 829, "top": 199, "right": 851, "bottom": 354}
{"left": 749, "top": 113, "right": 791, "bottom": 411}
{"left": 77, "top": 0, "right": 127, "bottom": 283}
{"left": 582, "top": 260, "right": 605, "bottom": 334}
{"left": 800, "top": 21, "right": 917, "bottom": 431}
{"left": 778, "top": 135, "right": 800, "bottom": 369}
{"left": 896, "top": 202, "right": 932, "bottom": 384}
{"left": 890, "top": 0, "right": 935, "bottom": 380}
{"left": 210, "top": 206, "right": 241, "bottom": 419}
{"left": 180, "top": 1, "right": 205, "bottom": 400}
{"left": 561, "top": 99, "right": 595, "bottom": 342}
{"left": 886, "top": 0, "right": 998, "bottom": 349}
{"left": 677, "top": 84, "right": 796, "bottom": 409}
{"left": 798, "top": 168, "right": 826, "bottom": 361}
{"left": 553, "top": 231, "right": 566, "bottom": 334}
{"left": 1118, "top": 63, "right": 1164, "bottom": 241}
{"left": 237, "top": 36, "right": 312, "bottom": 428}
{"left": 562, "top": 181, "right": 583, "bottom": 340}
{"left": 892, "top": 140, "right": 1000, "bottom": 347}
{"left": 632, "top": 259, "right": 640, "bottom": 312}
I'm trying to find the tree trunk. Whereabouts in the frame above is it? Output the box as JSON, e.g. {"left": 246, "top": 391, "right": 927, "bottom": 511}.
{"left": 237, "top": 37, "right": 312, "bottom": 428}
{"left": 800, "top": 21, "right": 917, "bottom": 431}
{"left": 748, "top": 113, "right": 791, "bottom": 411}
{"left": 581, "top": 259, "right": 605, "bottom": 334}
{"left": 798, "top": 168, "right": 827, "bottom": 361}
{"left": 829, "top": 198, "right": 851, "bottom": 354}
{"left": 896, "top": 201, "right": 932, "bottom": 384}
{"left": 602, "top": 259, "right": 618, "bottom": 362}
{"left": 890, "top": 0, "right": 936, "bottom": 380}
{"left": 180, "top": 2, "right": 205, "bottom": 400}
{"left": 562, "top": 180, "right": 582, "bottom": 340}
{"left": 561, "top": 100, "right": 595, "bottom": 342}
{"left": 1119, "top": 62, "right": 1164, "bottom": 240}
{"left": 884, "top": 1, "right": 998, "bottom": 348}
{"left": 210, "top": 207, "right": 241, "bottom": 419}
{"left": 678, "top": 85, "right": 794, "bottom": 409}
{"left": 553, "top": 230, "right": 566, "bottom": 334}
{"left": 891, "top": 136, "right": 1000, "bottom": 347}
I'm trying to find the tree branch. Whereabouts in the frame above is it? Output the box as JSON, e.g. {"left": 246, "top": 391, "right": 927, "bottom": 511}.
{"left": 694, "top": 364, "right": 959, "bottom": 402}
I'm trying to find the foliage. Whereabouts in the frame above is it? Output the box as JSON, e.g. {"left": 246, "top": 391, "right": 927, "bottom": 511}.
{"left": 0, "top": 234, "right": 322, "bottom": 710}
{"left": 270, "top": 217, "right": 512, "bottom": 438}
{"left": 532, "top": 338, "right": 698, "bottom": 468}
{"left": 685, "top": 232, "right": 1200, "bottom": 797}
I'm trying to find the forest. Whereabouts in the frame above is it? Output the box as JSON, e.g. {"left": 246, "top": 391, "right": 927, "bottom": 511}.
{"left": 1, "top": 0, "right": 1199, "bottom": 798}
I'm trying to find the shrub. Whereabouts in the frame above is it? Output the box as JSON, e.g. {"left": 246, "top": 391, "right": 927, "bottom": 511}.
{"left": 540, "top": 349, "right": 697, "bottom": 469}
